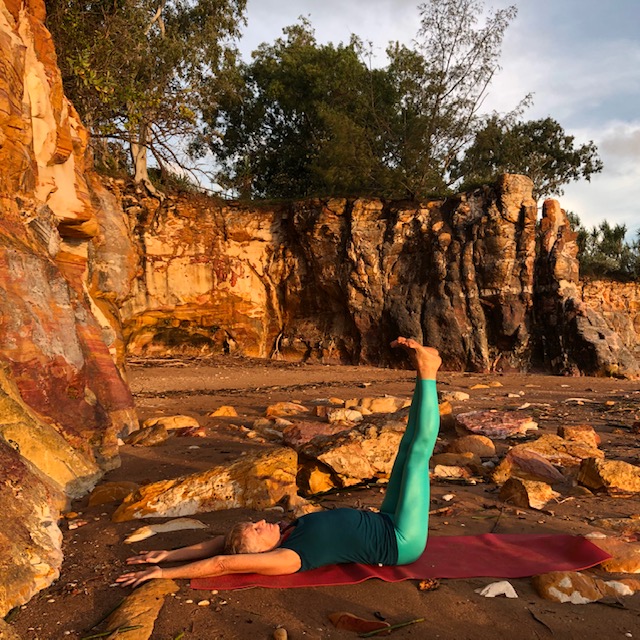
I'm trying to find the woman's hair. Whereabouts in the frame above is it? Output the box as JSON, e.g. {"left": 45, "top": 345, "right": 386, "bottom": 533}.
{"left": 223, "top": 522, "right": 253, "bottom": 554}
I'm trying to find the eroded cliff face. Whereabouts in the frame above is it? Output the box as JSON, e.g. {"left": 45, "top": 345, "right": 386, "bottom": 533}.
{"left": 534, "top": 200, "right": 637, "bottom": 377}
{"left": 117, "top": 177, "right": 637, "bottom": 377}
{"left": 0, "top": 0, "right": 137, "bottom": 614}
{"left": 119, "top": 175, "right": 540, "bottom": 372}
{"left": 581, "top": 280, "right": 640, "bottom": 359}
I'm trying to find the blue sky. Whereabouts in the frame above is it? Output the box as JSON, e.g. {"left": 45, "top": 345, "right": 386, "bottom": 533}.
{"left": 239, "top": 0, "right": 640, "bottom": 239}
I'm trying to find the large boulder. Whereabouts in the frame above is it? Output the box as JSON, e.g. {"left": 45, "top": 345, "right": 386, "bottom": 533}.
{"left": 578, "top": 458, "right": 640, "bottom": 495}
{"left": 492, "top": 434, "right": 603, "bottom": 485}
{"left": 298, "top": 420, "right": 406, "bottom": 489}
{"left": 112, "top": 448, "right": 298, "bottom": 521}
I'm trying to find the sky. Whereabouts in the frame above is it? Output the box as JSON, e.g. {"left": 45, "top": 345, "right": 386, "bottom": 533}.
{"left": 237, "top": 0, "right": 640, "bottom": 239}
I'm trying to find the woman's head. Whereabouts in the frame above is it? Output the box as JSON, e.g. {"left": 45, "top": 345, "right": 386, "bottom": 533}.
{"left": 224, "top": 519, "right": 281, "bottom": 554}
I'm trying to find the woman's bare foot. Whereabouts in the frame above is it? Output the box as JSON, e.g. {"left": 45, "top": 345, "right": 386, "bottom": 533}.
{"left": 391, "top": 337, "right": 442, "bottom": 380}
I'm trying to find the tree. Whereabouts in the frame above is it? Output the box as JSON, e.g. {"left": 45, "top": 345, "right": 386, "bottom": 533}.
{"left": 453, "top": 115, "right": 603, "bottom": 198}
{"left": 568, "top": 214, "right": 640, "bottom": 280}
{"left": 207, "top": 0, "right": 521, "bottom": 199}
{"left": 378, "top": 0, "right": 519, "bottom": 196}
{"left": 202, "top": 20, "right": 394, "bottom": 198}
{"left": 46, "top": 0, "right": 246, "bottom": 193}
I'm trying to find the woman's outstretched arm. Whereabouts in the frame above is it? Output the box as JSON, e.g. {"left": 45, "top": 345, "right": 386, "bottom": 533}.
{"left": 117, "top": 547, "right": 301, "bottom": 588}
{"left": 125, "top": 535, "right": 226, "bottom": 566}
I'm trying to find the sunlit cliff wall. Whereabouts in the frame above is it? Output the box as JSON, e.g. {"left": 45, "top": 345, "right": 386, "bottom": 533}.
{"left": 114, "top": 179, "right": 638, "bottom": 378}
{"left": 0, "top": 0, "right": 137, "bottom": 614}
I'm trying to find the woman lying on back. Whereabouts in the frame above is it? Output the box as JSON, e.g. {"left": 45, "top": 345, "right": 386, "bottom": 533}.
{"left": 116, "top": 337, "right": 441, "bottom": 588}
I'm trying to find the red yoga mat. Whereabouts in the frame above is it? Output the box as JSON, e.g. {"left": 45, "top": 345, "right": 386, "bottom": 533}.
{"left": 191, "top": 533, "right": 611, "bottom": 591}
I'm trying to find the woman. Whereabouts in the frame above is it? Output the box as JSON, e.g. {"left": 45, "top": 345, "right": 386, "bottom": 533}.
{"left": 116, "top": 337, "right": 441, "bottom": 588}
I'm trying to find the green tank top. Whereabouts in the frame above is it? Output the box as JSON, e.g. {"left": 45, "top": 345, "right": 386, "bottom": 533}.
{"left": 280, "top": 508, "right": 399, "bottom": 571}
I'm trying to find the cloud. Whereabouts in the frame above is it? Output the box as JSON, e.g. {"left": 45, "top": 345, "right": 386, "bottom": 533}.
{"left": 599, "top": 122, "right": 640, "bottom": 160}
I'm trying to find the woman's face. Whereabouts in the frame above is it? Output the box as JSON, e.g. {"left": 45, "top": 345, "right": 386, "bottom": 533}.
{"left": 242, "top": 519, "right": 281, "bottom": 553}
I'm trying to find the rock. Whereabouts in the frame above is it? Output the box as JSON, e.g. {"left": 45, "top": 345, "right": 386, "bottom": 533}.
{"left": 265, "top": 402, "right": 308, "bottom": 418}
{"left": 296, "top": 462, "right": 337, "bottom": 495}
{"left": 125, "top": 518, "right": 208, "bottom": 543}
{"left": 446, "top": 435, "right": 495, "bottom": 458}
{"left": 298, "top": 419, "right": 406, "bottom": 488}
{"left": 493, "top": 448, "right": 566, "bottom": 485}
{"left": 0, "top": 444, "right": 65, "bottom": 617}
{"left": 456, "top": 410, "right": 538, "bottom": 439}
{"left": 474, "top": 581, "right": 518, "bottom": 598}
{"left": 586, "top": 535, "right": 640, "bottom": 574}
{"left": 175, "top": 426, "right": 208, "bottom": 438}
{"left": 142, "top": 415, "right": 199, "bottom": 431}
{"left": 469, "top": 384, "right": 490, "bottom": 390}
{"left": 432, "top": 465, "right": 471, "bottom": 479}
{"left": 285, "top": 494, "right": 324, "bottom": 518}
{"left": 578, "top": 458, "right": 640, "bottom": 495}
{"left": 499, "top": 477, "right": 559, "bottom": 510}
{"left": 103, "top": 579, "right": 179, "bottom": 637}
{"left": 326, "top": 407, "right": 364, "bottom": 424}
{"left": 557, "top": 424, "right": 600, "bottom": 448}
{"left": 282, "top": 421, "right": 353, "bottom": 448}
{"left": 492, "top": 434, "right": 603, "bottom": 485}
{"left": 0, "top": 619, "right": 22, "bottom": 639}
{"left": 88, "top": 481, "right": 140, "bottom": 506}
{"left": 534, "top": 200, "right": 639, "bottom": 378}
{"left": 0, "top": 368, "right": 101, "bottom": 499}
{"left": 441, "top": 391, "right": 470, "bottom": 402}
{"left": 430, "top": 452, "right": 480, "bottom": 468}
{"left": 112, "top": 448, "right": 298, "bottom": 521}
{"left": 589, "top": 517, "right": 640, "bottom": 535}
{"left": 273, "top": 628, "right": 288, "bottom": 640}
{"left": 344, "top": 396, "right": 410, "bottom": 414}
{"left": 532, "top": 571, "right": 640, "bottom": 604}
{"left": 208, "top": 405, "right": 238, "bottom": 417}
{"left": 125, "top": 424, "right": 169, "bottom": 446}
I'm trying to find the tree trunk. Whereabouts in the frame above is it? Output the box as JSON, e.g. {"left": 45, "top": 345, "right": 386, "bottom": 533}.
{"left": 130, "top": 122, "right": 164, "bottom": 200}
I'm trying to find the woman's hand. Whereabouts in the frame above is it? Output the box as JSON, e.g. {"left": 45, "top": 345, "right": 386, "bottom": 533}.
{"left": 126, "top": 550, "right": 170, "bottom": 565}
{"left": 116, "top": 566, "right": 163, "bottom": 588}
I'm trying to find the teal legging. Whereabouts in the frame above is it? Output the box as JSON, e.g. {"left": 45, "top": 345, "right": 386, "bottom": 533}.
{"left": 380, "top": 379, "right": 439, "bottom": 564}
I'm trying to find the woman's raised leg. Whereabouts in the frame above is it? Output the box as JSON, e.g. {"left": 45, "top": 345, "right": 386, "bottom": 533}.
{"left": 382, "top": 338, "right": 441, "bottom": 564}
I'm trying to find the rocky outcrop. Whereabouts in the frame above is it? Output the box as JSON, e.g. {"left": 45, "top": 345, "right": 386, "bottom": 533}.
{"left": 118, "top": 180, "right": 638, "bottom": 377}
{"left": 0, "top": 0, "right": 137, "bottom": 616}
{"left": 534, "top": 200, "right": 638, "bottom": 377}
{"left": 118, "top": 176, "right": 540, "bottom": 370}
{"left": 581, "top": 279, "right": 640, "bottom": 358}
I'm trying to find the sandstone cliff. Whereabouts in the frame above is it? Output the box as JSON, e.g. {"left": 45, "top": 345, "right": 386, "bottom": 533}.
{"left": 116, "top": 179, "right": 638, "bottom": 378}
{"left": 0, "top": 0, "right": 137, "bottom": 614}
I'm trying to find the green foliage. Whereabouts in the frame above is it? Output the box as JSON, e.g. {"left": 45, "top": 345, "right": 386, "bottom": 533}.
{"left": 206, "top": 0, "right": 519, "bottom": 199}
{"left": 383, "top": 0, "right": 518, "bottom": 196}
{"left": 568, "top": 214, "right": 640, "bottom": 280}
{"left": 47, "top": 0, "right": 604, "bottom": 203}
{"left": 200, "top": 20, "right": 389, "bottom": 198}
{"left": 46, "top": 0, "right": 246, "bottom": 176}
{"left": 453, "top": 116, "right": 603, "bottom": 198}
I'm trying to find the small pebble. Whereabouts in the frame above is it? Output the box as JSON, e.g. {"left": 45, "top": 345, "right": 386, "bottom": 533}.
{"left": 197, "top": 600, "right": 210, "bottom": 606}
{"left": 185, "top": 599, "right": 193, "bottom": 604}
